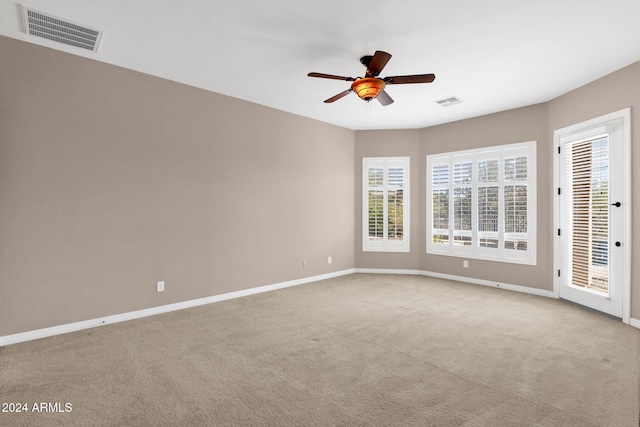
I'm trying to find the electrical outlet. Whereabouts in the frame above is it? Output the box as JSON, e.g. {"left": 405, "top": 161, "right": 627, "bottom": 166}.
{"left": 303, "top": 261, "right": 307, "bottom": 269}
{"left": 463, "top": 260, "right": 469, "bottom": 268}
{"left": 156, "top": 281, "right": 165, "bottom": 292}
{"left": 328, "top": 256, "right": 332, "bottom": 264}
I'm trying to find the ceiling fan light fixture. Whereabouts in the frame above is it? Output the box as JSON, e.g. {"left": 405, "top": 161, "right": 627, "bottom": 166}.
{"left": 351, "top": 78, "right": 386, "bottom": 101}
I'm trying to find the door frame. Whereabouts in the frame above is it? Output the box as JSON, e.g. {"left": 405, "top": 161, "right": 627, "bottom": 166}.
{"left": 553, "top": 107, "right": 631, "bottom": 324}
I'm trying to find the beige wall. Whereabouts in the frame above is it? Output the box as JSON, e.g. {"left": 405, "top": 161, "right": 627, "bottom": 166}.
{"left": 0, "top": 36, "right": 355, "bottom": 336}
{"left": 2, "top": 33, "right": 639, "bottom": 337}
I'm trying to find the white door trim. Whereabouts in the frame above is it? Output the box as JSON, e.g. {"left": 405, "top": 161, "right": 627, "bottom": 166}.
{"left": 553, "top": 107, "right": 631, "bottom": 324}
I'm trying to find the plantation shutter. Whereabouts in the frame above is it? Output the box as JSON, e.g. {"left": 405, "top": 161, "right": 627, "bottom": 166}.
{"left": 387, "top": 167, "right": 405, "bottom": 241}
{"left": 431, "top": 163, "right": 450, "bottom": 245}
{"left": 363, "top": 157, "right": 410, "bottom": 252}
{"left": 564, "top": 135, "right": 610, "bottom": 292}
{"left": 452, "top": 156, "right": 473, "bottom": 248}
{"left": 504, "top": 155, "right": 528, "bottom": 251}
{"left": 367, "top": 167, "right": 384, "bottom": 241}
{"left": 427, "top": 141, "right": 536, "bottom": 265}
{"left": 477, "top": 157, "right": 499, "bottom": 249}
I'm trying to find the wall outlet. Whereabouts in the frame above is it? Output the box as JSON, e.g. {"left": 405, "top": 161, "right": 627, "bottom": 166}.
{"left": 156, "top": 281, "right": 165, "bottom": 292}
{"left": 463, "top": 260, "right": 469, "bottom": 268}
{"left": 303, "top": 261, "right": 307, "bottom": 269}
{"left": 328, "top": 256, "right": 332, "bottom": 264}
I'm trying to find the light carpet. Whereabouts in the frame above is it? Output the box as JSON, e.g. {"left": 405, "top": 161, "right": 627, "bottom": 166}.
{"left": 1, "top": 273, "right": 639, "bottom": 426}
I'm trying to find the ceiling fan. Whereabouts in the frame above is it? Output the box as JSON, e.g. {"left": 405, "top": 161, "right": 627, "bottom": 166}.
{"left": 308, "top": 50, "right": 435, "bottom": 106}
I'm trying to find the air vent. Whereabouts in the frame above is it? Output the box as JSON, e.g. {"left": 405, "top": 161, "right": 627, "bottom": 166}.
{"left": 435, "top": 96, "right": 463, "bottom": 107}
{"left": 21, "top": 6, "right": 102, "bottom": 52}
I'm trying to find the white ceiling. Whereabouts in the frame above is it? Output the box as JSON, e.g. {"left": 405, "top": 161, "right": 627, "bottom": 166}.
{"left": 2, "top": 0, "right": 640, "bottom": 130}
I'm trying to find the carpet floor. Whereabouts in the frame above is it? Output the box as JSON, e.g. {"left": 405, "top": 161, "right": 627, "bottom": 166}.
{"left": 1, "top": 273, "right": 639, "bottom": 426}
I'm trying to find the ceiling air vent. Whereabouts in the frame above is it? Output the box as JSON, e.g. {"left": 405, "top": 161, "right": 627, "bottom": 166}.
{"left": 21, "top": 6, "right": 102, "bottom": 52}
{"left": 435, "top": 96, "right": 463, "bottom": 107}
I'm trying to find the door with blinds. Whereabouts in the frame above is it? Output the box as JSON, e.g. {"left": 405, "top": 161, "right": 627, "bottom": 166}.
{"left": 555, "top": 109, "right": 630, "bottom": 320}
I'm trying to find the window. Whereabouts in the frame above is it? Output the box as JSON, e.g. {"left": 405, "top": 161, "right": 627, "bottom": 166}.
{"left": 363, "top": 157, "right": 410, "bottom": 252}
{"left": 427, "top": 141, "right": 536, "bottom": 264}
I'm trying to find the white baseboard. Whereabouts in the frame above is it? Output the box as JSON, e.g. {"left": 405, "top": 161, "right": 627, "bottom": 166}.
{"left": 356, "top": 267, "right": 554, "bottom": 298}
{"left": 0, "top": 269, "right": 355, "bottom": 347}
{"left": 3, "top": 268, "right": 635, "bottom": 346}
{"left": 419, "top": 270, "right": 555, "bottom": 298}
{"left": 355, "top": 268, "right": 425, "bottom": 276}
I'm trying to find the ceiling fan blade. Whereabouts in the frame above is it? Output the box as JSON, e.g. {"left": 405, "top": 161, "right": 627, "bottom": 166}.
{"left": 367, "top": 51, "right": 392, "bottom": 76}
{"left": 385, "top": 74, "right": 436, "bottom": 84}
{"left": 308, "top": 72, "right": 356, "bottom": 81}
{"left": 324, "top": 89, "right": 353, "bottom": 103}
{"left": 376, "top": 89, "right": 394, "bottom": 106}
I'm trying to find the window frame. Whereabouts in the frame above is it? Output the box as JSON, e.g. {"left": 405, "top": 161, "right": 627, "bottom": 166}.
{"left": 426, "top": 141, "right": 536, "bottom": 265}
{"left": 362, "top": 157, "right": 410, "bottom": 253}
